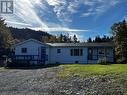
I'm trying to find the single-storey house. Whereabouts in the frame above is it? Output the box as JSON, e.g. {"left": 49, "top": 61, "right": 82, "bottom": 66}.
{"left": 12, "top": 39, "right": 114, "bottom": 65}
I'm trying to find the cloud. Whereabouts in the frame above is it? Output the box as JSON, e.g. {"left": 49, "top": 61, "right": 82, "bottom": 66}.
{"left": 2, "top": 0, "right": 119, "bottom": 41}
{"left": 5, "top": 21, "right": 32, "bottom": 27}
{"left": 123, "top": 15, "right": 127, "bottom": 21}
{"left": 47, "top": 0, "right": 73, "bottom": 24}
{"left": 83, "top": 0, "right": 96, "bottom": 6}
{"left": 30, "top": 27, "right": 88, "bottom": 32}
{"left": 82, "top": 0, "right": 121, "bottom": 17}
{"left": 67, "top": 1, "right": 81, "bottom": 14}
{"left": 1, "top": 0, "right": 48, "bottom": 28}
{"left": 0, "top": 0, "right": 88, "bottom": 34}
{"left": 82, "top": 12, "right": 95, "bottom": 17}
{"left": 69, "top": 32, "right": 85, "bottom": 42}
{"left": 1, "top": 0, "right": 121, "bottom": 27}
{"left": 46, "top": 0, "right": 122, "bottom": 21}
{"left": 46, "top": 0, "right": 82, "bottom": 23}
{"left": 30, "top": 26, "right": 89, "bottom": 41}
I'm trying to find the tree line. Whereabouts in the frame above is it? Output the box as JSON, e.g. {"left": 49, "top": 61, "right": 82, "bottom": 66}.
{"left": 41, "top": 34, "right": 79, "bottom": 43}
{"left": 87, "top": 35, "right": 113, "bottom": 43}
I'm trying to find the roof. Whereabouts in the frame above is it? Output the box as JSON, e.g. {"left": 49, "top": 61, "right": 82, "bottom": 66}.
{"left": 46, "top": 42, "right": 114, "bottom": 47}
{"left": 14, "top": 39, "right": 114, "bottom": 47}
{"left": 14, "top": 39, "right": 50, "bottom": 47}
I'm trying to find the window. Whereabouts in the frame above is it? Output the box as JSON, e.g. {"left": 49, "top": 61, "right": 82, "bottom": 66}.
{"left": 70, "top": 49, "right": 73, "bottom": 56}
{"left": 21, "top": 48, "right": 27, "bottom": 53}
{"left": 80, "top": 49, "right": 83, "bottom": 56}
{"left": 74, "top": 49, "right": 79, "bottom": 56}
{"left": 70, "top": 49, "right": 83, "bottom": 56}
{"left": 57, "top": 49, "right": 61, "bottom": 53}
{"left": 98, "top": 48, "right": 104, "bottom": 54}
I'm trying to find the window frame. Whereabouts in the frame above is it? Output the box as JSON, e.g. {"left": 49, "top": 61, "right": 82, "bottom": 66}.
{"left": 70, "top": 49, "right": 83, "bottom": 56}
{"left": 57, "top": 49, "right": 61, "bottom": 53}
{"left": 21, "top": 48, "right": 27, "bottom": 53}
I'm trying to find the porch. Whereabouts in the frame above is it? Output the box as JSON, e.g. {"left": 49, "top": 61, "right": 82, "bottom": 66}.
{"left": 87, "top": 47, "right": 114, "bottom": 63}
{"left": 11, "top": 55, "right": 48, "bottom": 65}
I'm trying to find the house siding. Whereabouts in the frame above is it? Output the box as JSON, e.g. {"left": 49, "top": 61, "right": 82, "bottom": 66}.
{"left": 49, "top": 47, "right": 88, "bottom": 64}
{"left": 15, "top": 41, "right": 49, "bottom": 64}
{"left": 14, "top": 39, "right": 114, "bottom": 65}
{"left": 15, "top": 41, "right": 42, "bottom": 56}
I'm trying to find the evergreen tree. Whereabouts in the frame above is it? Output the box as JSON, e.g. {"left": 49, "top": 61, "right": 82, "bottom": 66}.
{"left": 59, "top": 34, "right": 64, "bottom": 42}
{"left": 73, "top": 35, "right": 78, "bottom": 43}
{"left": 87, "top": 37, "right": 92, "bottom": 43}
{"left": 93, "top": 36, "right": 101, "bottom": 42}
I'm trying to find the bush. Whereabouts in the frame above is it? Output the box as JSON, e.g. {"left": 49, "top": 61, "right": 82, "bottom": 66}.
{"left": 97, "top": 57, "right": 109, "bottom": 65}
{"left": 117, "top": 57, "right": 127, "bottom": 64}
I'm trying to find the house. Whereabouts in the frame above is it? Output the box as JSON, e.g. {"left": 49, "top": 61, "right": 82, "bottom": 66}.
{"left": 13, "top": 39, "right": 114, "bottom": 65}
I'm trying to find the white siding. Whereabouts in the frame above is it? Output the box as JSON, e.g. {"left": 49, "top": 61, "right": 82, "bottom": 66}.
{"left": 15, "top": 40, "right": 49, "bottom": 64}
{"left": 15, "top": 41, "right": 42, "bottom": 56}
{"left": 14, "top": 40, "right": 114, "bottom": 64}
{"left": 49, "top": 47, "right": 88, "bottom": 64}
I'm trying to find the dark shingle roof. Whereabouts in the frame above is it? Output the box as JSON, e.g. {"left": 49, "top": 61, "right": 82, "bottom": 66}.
{"left": 46, "top": 42, "right": 114, "bottom": 47}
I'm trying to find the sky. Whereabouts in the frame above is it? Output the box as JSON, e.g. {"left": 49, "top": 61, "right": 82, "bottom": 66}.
{"left": 1, "top": 0, "right": 127, "bottom": 41}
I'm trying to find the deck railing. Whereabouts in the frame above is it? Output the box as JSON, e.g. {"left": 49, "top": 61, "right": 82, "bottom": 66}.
{"left": 11, "top": 55, "right": 41, "bottom": 61}
{"left": 88, "top": 55, "right": 114, "bottom": 62}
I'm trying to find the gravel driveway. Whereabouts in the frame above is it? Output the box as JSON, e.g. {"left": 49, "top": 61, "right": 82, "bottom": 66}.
{"left": 0, "top": 67, "right": 126, "bottom": 95}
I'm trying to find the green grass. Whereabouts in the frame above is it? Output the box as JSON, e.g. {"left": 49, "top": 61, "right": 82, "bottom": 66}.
{"left": 58, "top": 64, "right": 127, "bottom": 78}
{"left": 0, "top": 67, "right": 4, "bottom": 71}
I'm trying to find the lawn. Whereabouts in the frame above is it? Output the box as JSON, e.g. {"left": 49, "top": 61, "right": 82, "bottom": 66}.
{"left": 0, "top": 67, "right": 4, "bottom": 71}
{"left": 0, "top": 67, "right": 3, "bottom": 70}
{"left": 0, "top": 67, "right": 5, "bottom": 73}
{"left": 58, "top": 64, "right": 127, "bottom": 78}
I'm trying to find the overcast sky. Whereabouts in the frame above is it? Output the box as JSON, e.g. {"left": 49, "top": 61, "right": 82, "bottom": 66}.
{"left": 1, "top": 0, "right": 127, "bottom": 41}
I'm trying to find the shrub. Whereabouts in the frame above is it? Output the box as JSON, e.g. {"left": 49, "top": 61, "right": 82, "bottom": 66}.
{"left": 117, "top": 57, "right": 127, "bottom": 64}
{"left": 97, "top": 57, "right": 109, "bottom": 65}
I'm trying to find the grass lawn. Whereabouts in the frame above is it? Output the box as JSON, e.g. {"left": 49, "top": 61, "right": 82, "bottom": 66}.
{"left": 0, "top": 67, "right": 4, "bottom": 72}
{"left": 0, "top": 67, "right": 3, "bottom": 69}
{"left": 58, "top": 64, "right": 127, "bottom": 78}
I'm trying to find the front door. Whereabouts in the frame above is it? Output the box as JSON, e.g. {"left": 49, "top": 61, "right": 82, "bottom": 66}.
{"left": 88, "top": 48, "right": 93, "bottom": 60}
{"left": 39, "top": 47, "right": 46, "bottom": 64}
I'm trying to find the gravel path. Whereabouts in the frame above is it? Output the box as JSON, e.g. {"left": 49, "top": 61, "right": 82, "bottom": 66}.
{"left": 0, "top": 67, "right": 127, "bottom": 95}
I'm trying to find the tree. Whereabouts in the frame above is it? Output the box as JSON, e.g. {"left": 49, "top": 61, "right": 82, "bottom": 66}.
{"left": 92, "top": 35, "right": 113, "bottom": 43}
{"left": 111, "top": 20, "right": 127, "bottom": 63}
{"left": 87, "top": 37, "right": 92, "bottom": 43}
{"left": 73, "top": 35, "right": 78, "bottom": 43}
{"left": 59, "top": 34, "right": 64, "bottom": 42}
{"left": 93, "top": 36, "right": 101, "bottom": 42}
{"left": 0, "top": 18, "right": 14, "bottom": 59}
{"left": 41, "top": 36, "right": 49, "bottom": 43}
{"left": 0, "top": 18, "right": 14, "bottom": 48}
{"left": 49, "top": 36, "right": 57, "bottom": 43}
